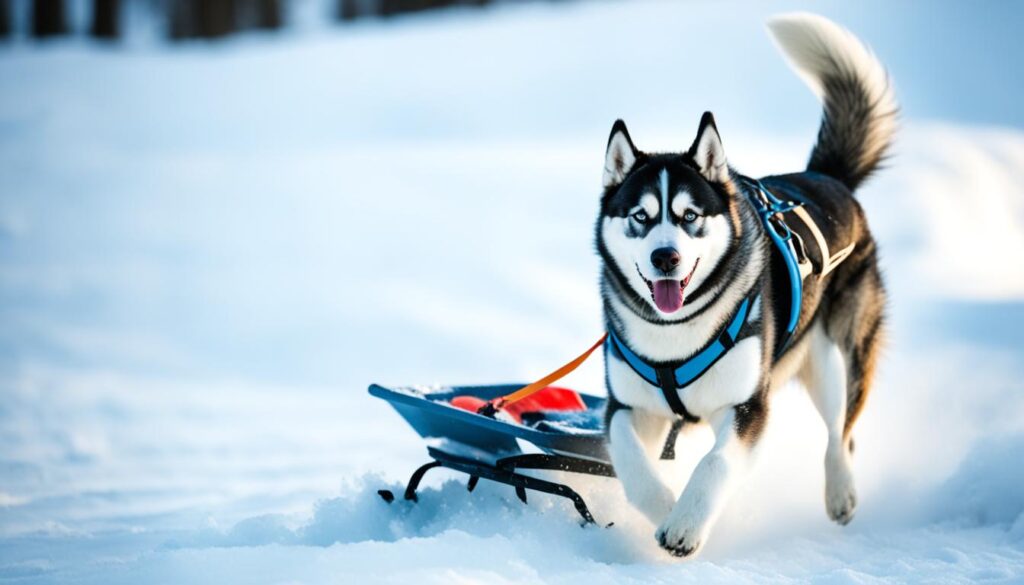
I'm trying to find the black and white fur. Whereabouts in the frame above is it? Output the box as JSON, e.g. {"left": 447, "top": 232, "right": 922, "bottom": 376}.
{"left": 598, "top": 13, "right": 895, "bottom": 557}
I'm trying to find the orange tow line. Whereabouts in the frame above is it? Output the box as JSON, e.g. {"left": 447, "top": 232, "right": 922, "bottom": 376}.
{"left": 478, "top": 333, "right": 608, "bottom": 417}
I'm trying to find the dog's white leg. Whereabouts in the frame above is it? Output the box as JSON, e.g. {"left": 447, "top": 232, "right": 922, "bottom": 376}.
{"left": 655, "top": 404, "right": 762, "bottom": 557}
{"left": 801, "top": 327, "right": 857, "bottom": 525}
{"left": 607, "top": 408, "right": 676, "bottom": 525}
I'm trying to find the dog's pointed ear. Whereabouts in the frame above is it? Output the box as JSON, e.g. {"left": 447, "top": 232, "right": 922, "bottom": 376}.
{"left": 603, "top": 120, "right": 638, "bottom": 189}
{"left": 688, "top": 111, "right": 729, "bottom": 183}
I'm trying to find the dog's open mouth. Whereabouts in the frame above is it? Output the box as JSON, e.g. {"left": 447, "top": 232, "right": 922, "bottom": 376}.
{"left": 636, "top": 259, "right": 700, "bottom": 314}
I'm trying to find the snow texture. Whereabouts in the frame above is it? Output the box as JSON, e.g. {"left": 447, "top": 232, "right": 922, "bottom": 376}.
{"left": 1, "top": 0, "right": 1024, "bottom": 582}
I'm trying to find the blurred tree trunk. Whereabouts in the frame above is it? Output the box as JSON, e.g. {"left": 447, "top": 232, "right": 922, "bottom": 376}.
{"left": 377, "top": 0, "right": 490, "bottom": 18}
{"left": 340, "top": 0, "right": 496, "bottom": 24}
{"left": 170, "top": 0, "right": 244, "bottom": 40}
{"left": 234, "top": 0, "right": 281, "bottom": 31}
{"left": 338, "top": 0, "right": 381, "bottom": 20}
{"left": 168, "top": 0, "right": 194, "bottom": 39}
{"left": 32, "top": 0, "right": 68, "bottom": 37}
{"left": 254, "top": 0, "right": 280, "bottom": 29}
{"left": 90, "top": 0, "right": 120, "bottom": 39}
{"left": 0, "top": 0, "right": 11, "bottom": 39}
{"left": 199, "top": 0, "right": 234, "bottom": 38}
{"left": 337, "top": 0, "right": 358, "bottom": 21}
{"left": 379, "top": 0, "right": 441, "bottom": 18}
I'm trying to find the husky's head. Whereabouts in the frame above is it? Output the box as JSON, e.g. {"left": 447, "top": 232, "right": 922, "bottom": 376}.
{"left": 597, "top": 112, "right": 741, "bottom": 319}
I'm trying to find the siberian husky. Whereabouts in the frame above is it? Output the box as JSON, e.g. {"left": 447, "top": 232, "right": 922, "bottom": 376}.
{"left": 598, "top": 13, "right": 895, "bottom": 557}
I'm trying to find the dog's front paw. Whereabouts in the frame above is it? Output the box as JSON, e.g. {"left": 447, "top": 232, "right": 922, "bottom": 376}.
{"left": 826, "top": 479, "right": 857, "bottom": 525}
{"left": 825, "top": 451, "right": 857, "bottom": 525}
{"left": 823, "top": 444, "right": 856, "bottom": 524}
{"left": 655, "top": 513, "right": 707, "bottom": 558}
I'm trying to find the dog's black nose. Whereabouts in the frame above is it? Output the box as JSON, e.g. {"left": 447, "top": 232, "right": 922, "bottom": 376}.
{"left": 651, "top": 247, "right": 681, "bottom": 274}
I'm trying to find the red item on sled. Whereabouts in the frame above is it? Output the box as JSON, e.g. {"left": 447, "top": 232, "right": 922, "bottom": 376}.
{"left": 450, "top": 386, "right": 586, "bottom": 423}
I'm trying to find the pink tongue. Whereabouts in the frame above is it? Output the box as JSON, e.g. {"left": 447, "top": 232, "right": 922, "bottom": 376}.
{"left": 653, "top": 280, "right": 684, "bottom": 313}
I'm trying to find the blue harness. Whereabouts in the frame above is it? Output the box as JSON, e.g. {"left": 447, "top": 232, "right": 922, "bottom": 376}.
{"left": 606, "top": 178, "right": 806, "bottom": 421}
{"left": 606, "top": 292, "right": 759, "bottom": 421}
{"left": 743, "top": 177, "right": 806, "bottom": 350}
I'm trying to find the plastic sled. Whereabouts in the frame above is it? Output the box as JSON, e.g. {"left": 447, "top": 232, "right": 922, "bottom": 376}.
{"left": 369, "top": 383, "right": 616, "bottom": 524}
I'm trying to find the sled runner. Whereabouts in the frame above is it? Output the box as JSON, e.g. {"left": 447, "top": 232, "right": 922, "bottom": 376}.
{"left": 369, "top": 383, "right": 617, "bottom": 524}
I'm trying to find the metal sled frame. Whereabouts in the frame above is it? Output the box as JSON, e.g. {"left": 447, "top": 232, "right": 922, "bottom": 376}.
{"left": 370, "top": 383, "right": 616, "bottom": 525}
{"left": 378, "top": 445, "right": 616, "bottom": 524}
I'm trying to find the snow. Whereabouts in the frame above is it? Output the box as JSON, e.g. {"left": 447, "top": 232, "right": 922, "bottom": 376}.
{"left": 2, "top": 0, "right": 1024, "bottom": 582}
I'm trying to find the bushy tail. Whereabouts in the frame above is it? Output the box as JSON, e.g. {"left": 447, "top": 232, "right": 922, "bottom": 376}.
{"left": 767, "top": 13, "right": 898, "bottom": 191}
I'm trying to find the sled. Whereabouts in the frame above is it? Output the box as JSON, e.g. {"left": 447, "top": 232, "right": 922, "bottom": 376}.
{"left": 369, "top": 383, "right": 616, "bottom": 524}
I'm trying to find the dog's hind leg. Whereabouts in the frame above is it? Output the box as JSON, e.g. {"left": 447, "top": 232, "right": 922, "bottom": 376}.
{"left": 842, "top": 307, "right": 884, "bottom": 448}
{"left": 800, "top": 322, "right": 857, "bottom": 525}
{"left": 607, "top": 409, "right": 676, "bottom": 525}
{"left": 828, "top": 256, "right": 887, "bottom": 455}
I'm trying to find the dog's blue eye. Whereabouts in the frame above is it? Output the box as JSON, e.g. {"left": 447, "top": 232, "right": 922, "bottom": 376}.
{"left": 632, "top": 210, "right": 649, "bottom": 223}
{"left": 683, "top": 210, "right": 699, "bottom": 223}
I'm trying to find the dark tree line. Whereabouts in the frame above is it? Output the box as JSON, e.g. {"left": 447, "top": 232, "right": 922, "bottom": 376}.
{"left": 33, "top": 0, "right": 67, "bottom": 37}
{"left": 339, "top": 0, "right": 492, "bottom": 21}
{"left": 16, "top": 0, "right": 282, "bottom": 41}
{"left": 0, "top": 0, "right": 10, "bottom": 38}
{"left": 91, "top": 0, "right": 120, "bottom": 39}
{"left": 25, "top": 0, "right": 108, "bottom": 39}
{"left": 0, "top": 0, "right": 510, "bottom": 42}
{"left": 170, "top": 0, "right": 282, "bottom": 40}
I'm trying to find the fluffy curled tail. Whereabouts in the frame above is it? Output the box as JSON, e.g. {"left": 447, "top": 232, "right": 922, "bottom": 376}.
{"left": 767, "top": 12, "right": 898, "bottom": 191}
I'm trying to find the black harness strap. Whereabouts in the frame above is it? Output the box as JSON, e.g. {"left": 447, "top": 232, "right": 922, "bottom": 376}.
{"left": 656, "top": 366, "right": 699, "bottom": 423}
{"left": 659, "top": 418, "right": 685, "bottom": 460}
